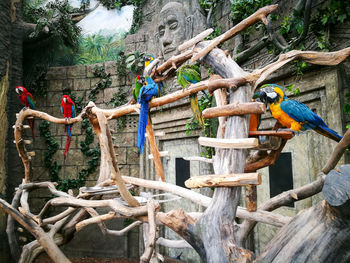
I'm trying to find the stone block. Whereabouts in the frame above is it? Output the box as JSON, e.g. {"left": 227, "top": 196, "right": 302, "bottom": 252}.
{"left": 32, "top": 150, "right": 43, "bottom": 167}
{"left": 60, "top": 166, "right": 78, "bottom": 180}
{"left": 104, "top": 61, "right": 117, "bottom": 75}
{"left": 46, "top": 67, "right": 67, "bottom": 80}
{"left": 127, "top": 147, "right": 139, "bottom": 164}
{"left": 32, "top": 166, "right": 50, "bottom": 181}
{"left": 50, "top": 80, "right": 63, "bottom": 92}
{"left": 86, "top": 63, "right": 103, "bottom": 78}
{"left": 115, "top": 147, "right": 127, "bottom": 164}
{"left": 113, "top": 132, "right": 134, "bottom": 147}
{"left": 73, "top": 78, "right": 91, "bottom": 91}
{"left": 67, "top": 65, "right": 86, "bottom": 78}
{"left": 125, "top": 43, "right": 136, "bottom": 55}
{"left": 46, "top": 92, "right": 63, "bottom": 107}
{"left": 62, "top": 79, "right": 74, "bottom": 91}
{"left": 63, "top": 149, "right": 84, "bottom": 166}
{"left": 119, "top": 165, "right": 129, "bottom": 177}
{"left": 130, "top": 164, "right": 139, "bottom": 177}
{"left": 104, "top": 87, "right": 118, "bottom": 104}
{"left": 110, "top": 75, "right": 121, "bottom": 86}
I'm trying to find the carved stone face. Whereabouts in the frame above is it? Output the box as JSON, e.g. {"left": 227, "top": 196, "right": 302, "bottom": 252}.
{"left": 157, "top": 2, "right": 187, "bottom": 60}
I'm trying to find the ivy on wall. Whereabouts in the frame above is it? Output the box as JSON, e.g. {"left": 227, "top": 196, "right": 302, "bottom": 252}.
{"left": 39, "top": 65, "right": 115, "bottom": 192}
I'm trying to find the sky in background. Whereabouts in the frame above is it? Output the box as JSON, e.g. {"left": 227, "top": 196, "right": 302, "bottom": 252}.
{"left": 70, "top": 0, "right": 134, "bottom": 36}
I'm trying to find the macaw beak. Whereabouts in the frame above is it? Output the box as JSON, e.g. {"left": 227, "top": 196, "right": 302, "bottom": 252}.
{"left": 15, "top": 88, "right": 19, "bottom": 94}
{"left": 63, "top": 97, "right": 67, "bottom": 103}
{"left": 15, "top": 88, "right": 22, "bottom": 94}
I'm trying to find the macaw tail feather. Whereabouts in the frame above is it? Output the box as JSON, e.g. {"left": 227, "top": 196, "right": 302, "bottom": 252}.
{"left": 28, "top": 119, "right": 35, "bottom": 139}
{"left": 67, "top": 125, "right": 72, "bottom": 137}
{"left": 137, "top": 101, "right": 149, "bottom": 154}
{"left": 64, "top": 135, "right": 72, "bottom": 159}
{"left": 190, "top": 94, "right": 204, "bottom": 127}
{"left": 314, "top": 125, "right": 342, "bottom": 142}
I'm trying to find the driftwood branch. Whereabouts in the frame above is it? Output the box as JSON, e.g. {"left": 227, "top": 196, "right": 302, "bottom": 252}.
{"left": 140, "top": 200, "right": 159, "bottom": 263}
{"left": 192, "top": 5, "right": 278, "bottom": 62}
{"left": 202, "top": 102, "right": 266, "bottom": 119}
{"left": 322, "top": 129, "right": 350, "bottom": 174}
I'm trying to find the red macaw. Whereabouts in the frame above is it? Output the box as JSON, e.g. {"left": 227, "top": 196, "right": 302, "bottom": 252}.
{"left": 15, "top": 86, "right": 36, "bottom": 138}
{"left": 61, "top": 95, "right": 75, "bottom": 159}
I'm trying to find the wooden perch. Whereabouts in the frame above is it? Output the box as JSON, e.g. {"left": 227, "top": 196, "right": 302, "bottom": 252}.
{"left": 248, "top": 130, "right": 294, "bottom": 140}
{"left": 94, "top": 110, "right": 140, "bottom": 207}
{"left": 178, "top": 28, "right": 214, "bottom": 51}
{"left": 140, "top": 200, "right": 159, "bottom": 263}
{"left": 192, "top": 4, "right": 278, "bottom": 62}
{"left": 252, "top": 47, "right": 350, "bottom": 89}
{"left": 148, "top": 151, "right": 169, "bottom": 160}
{"left": 145, "top": 117, "right": 165, "bottom": 181}
{"left": 202, "top": 102, "right": 265, "bottom": 119}
{"left": 182, "top": 156, "right": 213, "bottom": 163}
{"left": 184, "top": 173, "right": 261, "bottom": 188}
{"left": 198, "top": 137, "right": 258, "bottom": 148}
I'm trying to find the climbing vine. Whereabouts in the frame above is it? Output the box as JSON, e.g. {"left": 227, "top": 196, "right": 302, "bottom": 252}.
{"left": 39, "top": 65, "right": 115, "bottom": 191}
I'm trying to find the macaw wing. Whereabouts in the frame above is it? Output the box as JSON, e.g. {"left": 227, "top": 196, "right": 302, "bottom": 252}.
{"left": 280, "top": 99, "right": 326, "bottom": 130}
{"left": 60, "top": 106, "right": 63, "bottom": 114}
{"left": 27, "top": 96, "right": 35, "bottom": 109}
{"left": 72, "top": 104, "right": 76, "bottom": 118}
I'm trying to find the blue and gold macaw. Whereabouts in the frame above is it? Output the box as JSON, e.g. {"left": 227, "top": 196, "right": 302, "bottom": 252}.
{"left": 143, "top": 54, "right": 154, "bottom": 68}
{"left": 258, "top": 84, "right": 342, "bottom": 142}
{"left": 177, "top": 64, "right": 205, "bottom": 127}
{"left": 137, "top": 76, "right": 159, "bottom": 154}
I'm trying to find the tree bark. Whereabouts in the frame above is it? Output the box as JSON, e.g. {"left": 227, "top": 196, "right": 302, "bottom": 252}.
{"left": 193, "top": 43, "right": 253, "bottom": 262}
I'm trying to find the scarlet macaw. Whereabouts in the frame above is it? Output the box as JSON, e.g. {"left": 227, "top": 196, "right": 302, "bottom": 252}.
{"left": 15, "top": 86, "right": 36, "bottom": 138}
{"left": 258, "top": 84, "right": 342, "bottom": 142}
{"left": 137, "top": 76, "right": 159, "bottom": 154}
{"left": 177, "top": 64, "right": 205, "bottom": 127}
{"left": 61, "top": 95, "right": 75, "bottom": 158}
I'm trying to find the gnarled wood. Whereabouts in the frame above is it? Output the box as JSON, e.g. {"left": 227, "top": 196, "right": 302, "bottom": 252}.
{"left": 202, "top": 102, "right": 265, "bottom": 119}
{"left": 185, "top": 173, "right": 261, "bottom": 188}
{"left": 198, "top": 136, "right": 258, "bottom": 149}
{"left": 145, "top": 117, "right": 165, "bottom": 181}
{"left": 192, "top": 5, "right": 278, "bottom": 62}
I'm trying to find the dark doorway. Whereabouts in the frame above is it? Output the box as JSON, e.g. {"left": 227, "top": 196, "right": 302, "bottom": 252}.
{"left": 269, "top": 152, "right": 294, "bottom": 207}
{"left": 176, "top": 158, "right": 190, "bottom": 188}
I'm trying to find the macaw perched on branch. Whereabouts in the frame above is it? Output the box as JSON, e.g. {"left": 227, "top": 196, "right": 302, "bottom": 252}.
{"left": 16, "top": 86, "right": 36, "bottom": 138}
{"left": 142, "top": 54, "right": 154, "bottom": 68}
{"left": 133, "top": 75, "right": 145, "bottom": 101}
{"left": 177, "top": 64, "right": 205, "bottom": 127}
{"left": 258, "top": 84, "right": 342, "bottom": 142}
{"left": 61, "top": 95, "right": 75, "bottom": 159}
{"left": 137, "top": 76, "right": 159, "bottom": 154}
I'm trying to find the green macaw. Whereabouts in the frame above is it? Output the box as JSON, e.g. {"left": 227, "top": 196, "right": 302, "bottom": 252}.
{"left": 177, "top": 64, "right": 204, "bottom": 127}
{"left": 133, "top": 75, "right": 146, "bottom": 101}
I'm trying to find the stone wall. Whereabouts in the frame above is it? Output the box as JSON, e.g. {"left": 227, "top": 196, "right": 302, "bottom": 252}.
{"left": 27, "top": 62, "right": 140, "bottom": 259}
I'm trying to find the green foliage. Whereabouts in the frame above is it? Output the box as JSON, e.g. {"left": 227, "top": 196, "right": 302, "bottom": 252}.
{"left": 108, "top": 88, "right": 128, "bottom": 130}
{"left": 39, "top": 121, "right": 62, "bottom": 182}
{"left": 186, "top": 95, "right": 218, "bottom": 158}
{"left": 89, "top": 66, "right": 112, "bottom": 101}
{"left": 285, "top": 84, "right": 300, "bottom": 96}
{"left": 230, "top": 0, "right": 272, "bottom": 25}
{"left": 310, "top": 0, "right": 349, "bottom": 51}
{"left": 39, "top": 65, "right": 115, "bottom": 191}
{"left": 125, "top": 51, "right": 144, "bottom": 73}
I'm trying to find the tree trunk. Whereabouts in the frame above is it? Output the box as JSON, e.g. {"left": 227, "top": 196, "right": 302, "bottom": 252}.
{"left": 193, "top": 43, "right": 253, "bottom": 262}
{"left": 256, "top": 165, "right": 350, "bottom": 262}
